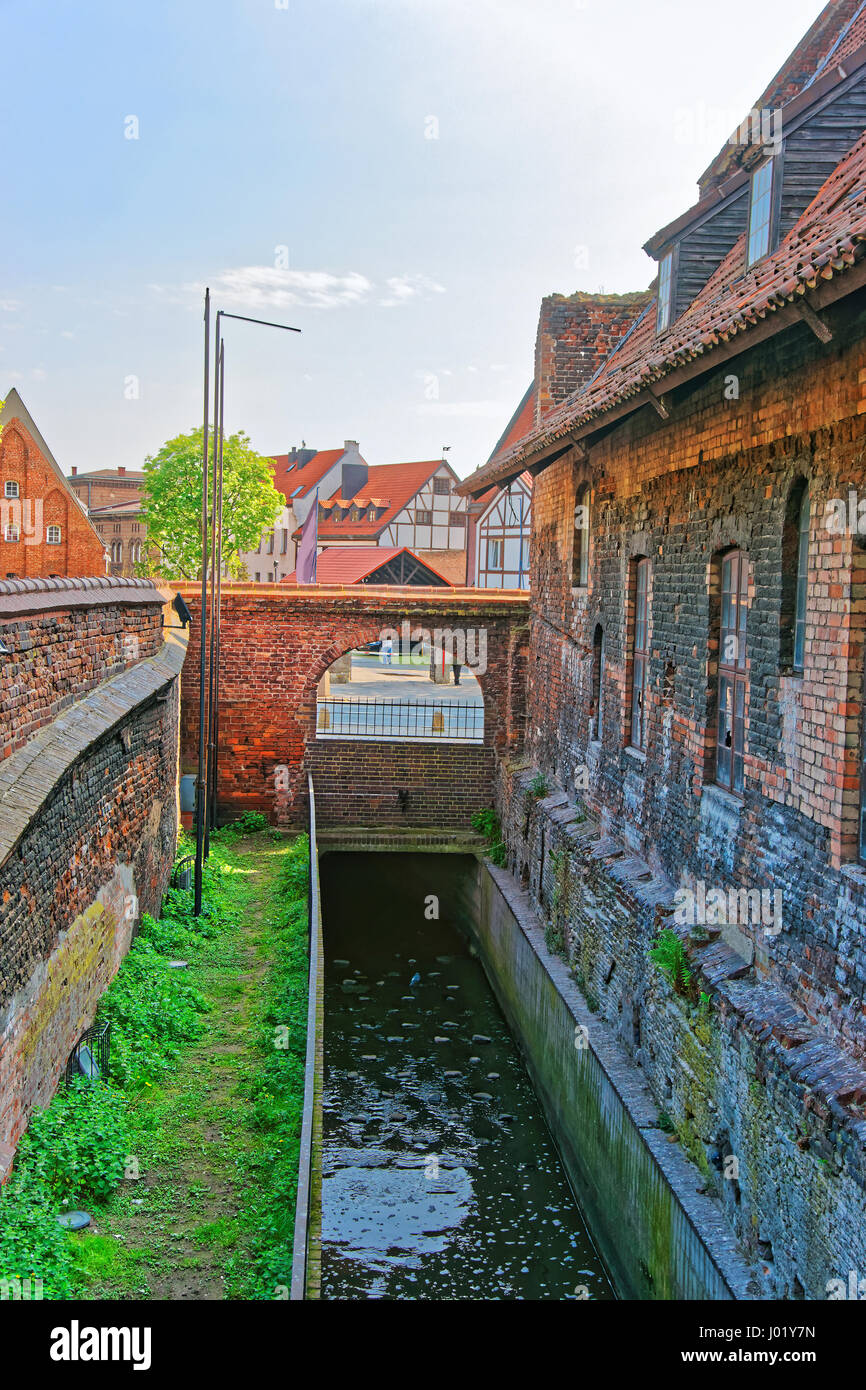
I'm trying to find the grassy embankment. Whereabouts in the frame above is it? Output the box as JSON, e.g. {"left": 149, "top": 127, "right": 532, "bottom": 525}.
{"left": 0, "top": 819, "right": 309, "bottom": 1300}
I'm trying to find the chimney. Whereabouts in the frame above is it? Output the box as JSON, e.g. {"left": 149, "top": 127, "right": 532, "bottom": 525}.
{"left": 340, "top": 441, "right": 367, "bottom": 501}
{"left": 118, "top": 467, "right": 126, "bottom": 477}
{"left": 534, "top": 292, "right": 651, "bottom": 420}
{"left": 71, "top": 466, "right": 77, "bottom": 476}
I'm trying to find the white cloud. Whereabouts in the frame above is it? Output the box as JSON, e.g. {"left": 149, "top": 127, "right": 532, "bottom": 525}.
{"left": 0, "top": 300, "right": 19, "bottom": 312}
{"left": 151, "top": 266, "right": 445, "bottom": 313}
{"left": 379, "top": 273, "right": 445, "bottom": 308}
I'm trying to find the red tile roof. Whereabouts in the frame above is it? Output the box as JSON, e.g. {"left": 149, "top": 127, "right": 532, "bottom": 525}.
{"left": 273, "top": 449, "right": 345, "bottom": 503}
{"left": 459, "top": 129, "right": 866, "bottom": 495}
{"left": 283, "top": 545, "right": 453, "bottom": 585}
{"left": 311, "top": 459, "right": 450, "bottom": 540}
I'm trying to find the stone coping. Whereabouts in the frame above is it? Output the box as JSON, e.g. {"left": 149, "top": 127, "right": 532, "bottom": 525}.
{"left": 0, "top": 576, "right": 166, "bottom": 618}
{"left": 0, "top": 627, "right": 188, "bottom": 868}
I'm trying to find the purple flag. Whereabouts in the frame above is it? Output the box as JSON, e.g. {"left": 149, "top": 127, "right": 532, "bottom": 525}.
{"left": 296, "top": 490, "right": 319, "bottom": 583}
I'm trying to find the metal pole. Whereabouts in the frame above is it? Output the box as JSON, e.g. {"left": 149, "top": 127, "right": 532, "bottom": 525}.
{"left": 205, "top": 312, "right": 222, "bottom": 851}
{"left": 211, "top": 339, "right": 225, "bottom": 831}
{"left": 194, "top": 288, "right": 211, "bottom": 916}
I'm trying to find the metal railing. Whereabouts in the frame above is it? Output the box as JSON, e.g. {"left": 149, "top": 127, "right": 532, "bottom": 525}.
{"left": 316, "top": 696, "right": 484, "bottom": 742}
{"left": 291, "top": 773, "right": 324, "bottom": 1300}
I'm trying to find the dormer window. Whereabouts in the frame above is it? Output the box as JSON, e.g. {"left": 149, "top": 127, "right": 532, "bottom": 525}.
{"left": 747, "top": 158, "right": 775, "bottom": 266}
{"left": 656, "top": 250, "right": 674, "bottom": 334}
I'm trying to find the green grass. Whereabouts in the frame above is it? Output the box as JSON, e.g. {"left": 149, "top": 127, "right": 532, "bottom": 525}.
{"left": 0, "top": 824, "right": 310, "bottom": 1301}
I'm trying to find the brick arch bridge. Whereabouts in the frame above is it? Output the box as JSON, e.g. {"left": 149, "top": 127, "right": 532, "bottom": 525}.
{"left": 176, "top": 585, "right": 530, "bottom": 829}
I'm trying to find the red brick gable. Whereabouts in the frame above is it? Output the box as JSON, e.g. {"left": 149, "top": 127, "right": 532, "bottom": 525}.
{"left": 0, "top": 416, "right": 106, "bottom": 578}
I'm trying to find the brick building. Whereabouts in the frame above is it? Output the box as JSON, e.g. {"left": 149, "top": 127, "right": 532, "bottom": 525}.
{"left": 67, "top": 465, "right": 146, "bottom": 577}
{"left": 459, "top": 0, "right": 866, "bottom": 1297}
{"left": 0, "top": 390, "right": 107, "bottom": 578}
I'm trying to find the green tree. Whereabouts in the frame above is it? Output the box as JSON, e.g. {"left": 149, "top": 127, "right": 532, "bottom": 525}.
{"left": 140, "top": 427, "right": 284, "bottom": 580}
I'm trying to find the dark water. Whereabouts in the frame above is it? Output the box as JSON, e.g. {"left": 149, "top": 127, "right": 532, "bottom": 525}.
{"left": 320, "top": 852, "right": 614, "bottom": 1301}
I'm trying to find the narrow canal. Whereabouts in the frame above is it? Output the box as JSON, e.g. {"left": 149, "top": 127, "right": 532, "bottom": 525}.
{"left": 320, "top": 852, "right": 614, "bottom": 1301}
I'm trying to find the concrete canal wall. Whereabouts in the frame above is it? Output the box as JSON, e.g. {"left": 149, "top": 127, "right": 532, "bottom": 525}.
{"left": 465, "top": 859, "right": 755, "bottom": 1300}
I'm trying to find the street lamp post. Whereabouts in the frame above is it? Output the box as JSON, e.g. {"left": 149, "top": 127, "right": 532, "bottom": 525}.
{"left": 194, "top": 289, "right": 211, "bottom": 916}
{"left": 193, "top": 301, "right": 300, "bottom": 914}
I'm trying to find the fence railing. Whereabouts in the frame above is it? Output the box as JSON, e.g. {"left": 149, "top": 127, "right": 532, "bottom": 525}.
{"left": 291, "top": 773, "right": 324, "bottom": 1300}
{"left": 316, "top": 696, "right": 484, "bottom": 742}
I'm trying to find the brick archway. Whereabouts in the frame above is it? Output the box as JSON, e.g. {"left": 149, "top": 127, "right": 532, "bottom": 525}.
{"left": 177, "top": 584, "right": 529, "bottom": 827}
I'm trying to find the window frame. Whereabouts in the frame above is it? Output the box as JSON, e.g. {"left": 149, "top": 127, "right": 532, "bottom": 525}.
{"left": 746, "top": 157, "right": 780, "bottom": 268}
{"left": 46, "top": 524, "right": 62, "bottom": 545}
{"left": 656, "top": 246, "right": 677, "bottom": 334}
{"left": 486, "top": 537, "right": 503, "bottom": 571}
{"left": 630, "top": 558, "right": 651, "bottom": 750}
{"left": 715, "top": 550, "right": 749, "bottom": 795}
{"left": 572, "top": 481, "right": 590, "bottom": 588}
{"left": 4, "top": 480, "right": 20, "bottom": 499}
{"left": 592, "top": 624, "right": 605, "bottom": 743}
{"left": 793, "top": 485, "right": 809, "bottom": 672}
{"left": 4, "top": 522, "right": 20, "bottom": 542}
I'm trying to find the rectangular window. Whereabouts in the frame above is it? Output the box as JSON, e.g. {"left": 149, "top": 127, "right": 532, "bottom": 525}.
{"left": 630, "top": 559, "right": 651, "bottom": 749}
{"left": 449, "top": 511, "right": 466, "bottom": 527}
{"left": 46, "top": 525, "right": 61, "bottom": 544}
{"left": 267, "top": 532, "right": 274, "bottom": 554}
{"left": 415, "top": 510, "right": 433, "bottom": 526}
{"left": 747, "top": 159, "right": 774, "bottom": 266}
{"left": 656, "top": 250, "right": 674, "bottom": 333}
{"left": 487, "top": 538, "right": 503, "bottom": 570}
{"left": 793, "top": 488, "right": 810, "bottom": 671}
{"left": 433, "top": 477, "right": 451, "bottom": 495}
{"left": 716, "top": 551, "right": 749, "bottom": 794}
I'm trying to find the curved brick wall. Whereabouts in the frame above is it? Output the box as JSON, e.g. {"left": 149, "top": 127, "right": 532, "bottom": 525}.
{"left": 0, "top": 577, "right": 166, "bottom": 759}
{"left": 0, "top": 605, "right": 186, "bottom": 1167}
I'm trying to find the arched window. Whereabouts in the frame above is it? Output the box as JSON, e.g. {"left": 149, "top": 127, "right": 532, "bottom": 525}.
{"left": 630, "top": 558, "right": 651, "bottom": 750}
{"left": 592, "top": 623, "right": 605, "bottom": 742}
{"left": 110, "top": 539, "right": 123, "bottom": 564}
{"left": 716, "top": 550, "right": 749, "bottom": 794}
{"left": 794, "top": 486, "right": 810, "bottom": 671}
{"left": 573, "top": 482, "right": 590, "bottom": 587}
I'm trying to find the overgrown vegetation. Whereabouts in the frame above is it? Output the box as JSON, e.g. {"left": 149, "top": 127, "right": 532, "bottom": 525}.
{"left": 527, "top": 773, "right": 549, "bottom": 800}
{"left": 649, "top": 927, "right": 696, "bottom": 999}
{"left": 472, "top": 808, "right": 507, "bottom": 866}
{"left": 0, "top": 819, "right": 309, "bottom": 1301}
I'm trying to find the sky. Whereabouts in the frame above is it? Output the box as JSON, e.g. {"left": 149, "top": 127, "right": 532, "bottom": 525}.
{"left": 0, "top": 0, "right": 824, "bottom": 481}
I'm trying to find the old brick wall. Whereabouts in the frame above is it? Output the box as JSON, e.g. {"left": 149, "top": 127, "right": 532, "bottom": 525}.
{"left": 498, "top": 289, "right": 866, "bottom": 1296}
{"left": 0, "top": 577, "right": 164, "bottom": 758}
{"left": 175, "top": 586, "right": 528, "bottom": 826}
{"left": 527, "top": 301, "right": 866, "bottom": 1046}
{"left": 306, "top": 740, "right": 494, "bottom": 828}
{"left": 0, "top": 583, "right": 184, "bottom": 1165}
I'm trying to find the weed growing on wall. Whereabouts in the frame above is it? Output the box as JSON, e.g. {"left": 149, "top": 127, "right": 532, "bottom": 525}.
{"left": 472, "top": 808, "right": 507, "bottom": 866}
